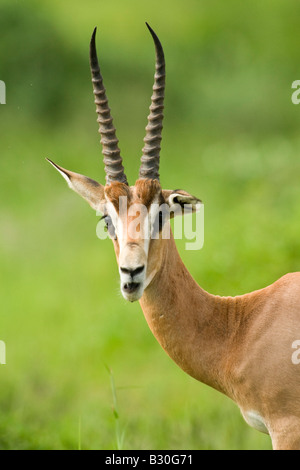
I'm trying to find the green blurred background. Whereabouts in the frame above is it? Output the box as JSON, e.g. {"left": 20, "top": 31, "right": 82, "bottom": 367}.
{"left": 1, "top": 0, "right": 300, "bottom": 450}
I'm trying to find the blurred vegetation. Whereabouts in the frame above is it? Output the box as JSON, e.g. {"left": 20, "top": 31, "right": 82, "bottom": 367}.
{"left": 1, "top": 0, "right": 300, "bottom": 449}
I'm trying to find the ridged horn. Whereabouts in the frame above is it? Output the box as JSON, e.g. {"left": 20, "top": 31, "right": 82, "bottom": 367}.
{"left": 90, "top": 27, "right": 128, "bottom": 185}
{"left": 139, "top": 23, "right": 166, "bottom": 181}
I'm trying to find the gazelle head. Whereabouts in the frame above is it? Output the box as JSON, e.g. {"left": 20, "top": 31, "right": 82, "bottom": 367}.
{"left": 47, "top": 24, "right": 201, "bottom": 302}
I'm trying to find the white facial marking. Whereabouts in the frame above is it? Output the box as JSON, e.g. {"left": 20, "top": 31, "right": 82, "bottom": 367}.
{"left": 105, "top": 193, "right": 162, "bottom": 302}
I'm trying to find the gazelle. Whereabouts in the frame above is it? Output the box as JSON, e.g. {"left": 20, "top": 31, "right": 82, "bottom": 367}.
{"left": 47, "top": 24, "right": 300, "bottom": 450}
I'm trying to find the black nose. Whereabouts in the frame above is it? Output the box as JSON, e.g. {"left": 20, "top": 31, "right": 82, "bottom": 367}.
{"left": 120, "top": 265, "right": 145, "bottom": 278}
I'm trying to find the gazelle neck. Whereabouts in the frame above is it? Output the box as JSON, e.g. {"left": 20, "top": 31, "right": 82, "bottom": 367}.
{"left": 140, "top": 232, "right": 236, "bottom": 397}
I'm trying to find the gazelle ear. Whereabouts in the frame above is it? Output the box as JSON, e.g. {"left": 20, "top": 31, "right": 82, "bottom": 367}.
{"left": 163, "top": 189, "right": 202, "bottom": 217}
{"left": 46, "top": 159, "right": 105, "bottom": 212}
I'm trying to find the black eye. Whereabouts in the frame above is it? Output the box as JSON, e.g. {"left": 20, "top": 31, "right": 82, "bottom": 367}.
{"left": 101, "top": 215, "right": 117, "bottom": 239}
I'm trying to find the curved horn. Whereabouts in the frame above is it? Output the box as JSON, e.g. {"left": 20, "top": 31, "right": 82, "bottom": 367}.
{"left": 90, "top": 27, "right": 128, "bottom": 185}
{"left": 139, "top": 23, "right": 166, "bottom": 181}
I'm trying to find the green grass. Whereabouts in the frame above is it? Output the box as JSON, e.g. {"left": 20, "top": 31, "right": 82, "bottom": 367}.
{"left": 0, "top": 0, "right": 300, "bottom": 449}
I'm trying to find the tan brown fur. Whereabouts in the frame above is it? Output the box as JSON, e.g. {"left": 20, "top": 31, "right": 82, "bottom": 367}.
{"left": 49, "top": 158, "right": 300, "bottom": 448}
{"left": 47, "top": 22, "right": 300, "bottom": 448}
{"left": 134, "top": 178, "right": 164, "bottom": 208}
{"left": 104, "top": 182, "right": 132, "bottom": 211}
{"left": 140, "top": 229, "right": 300, "bottom": 449}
